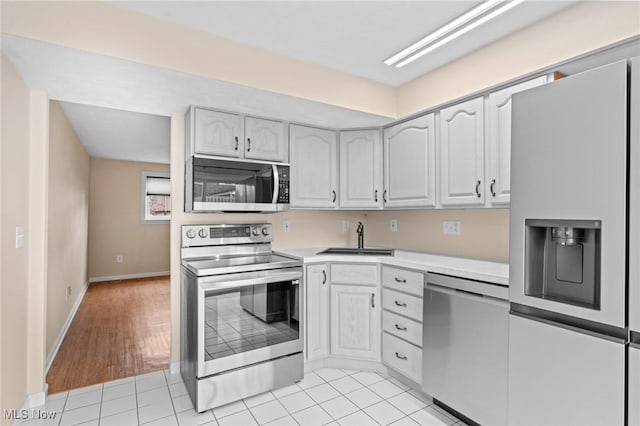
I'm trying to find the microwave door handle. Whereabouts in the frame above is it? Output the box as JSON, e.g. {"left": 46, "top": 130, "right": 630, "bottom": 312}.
{"left": 272, "top": 164, "right": 280, "bottom": 204}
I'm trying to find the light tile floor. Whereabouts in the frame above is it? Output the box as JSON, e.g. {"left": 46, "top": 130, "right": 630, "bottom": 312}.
{"left": 16, "top": 368, "right": 469, "bottom": 426}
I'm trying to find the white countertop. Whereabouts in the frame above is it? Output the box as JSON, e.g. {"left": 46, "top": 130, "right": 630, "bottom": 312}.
{"left": 275, "top": 247, "right": 509, "bottom": 286}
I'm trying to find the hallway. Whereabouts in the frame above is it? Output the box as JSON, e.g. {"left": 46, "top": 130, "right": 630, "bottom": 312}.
{"left": 46, "top": 276, "right": 171, "bottom": 394}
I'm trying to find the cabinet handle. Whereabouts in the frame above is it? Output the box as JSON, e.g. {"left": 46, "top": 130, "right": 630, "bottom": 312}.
{"left": 394, "top": 277, "right": 407, "bottom": 284}
{"left": 247, "top": 138, "right": 251, "bottom": 152}
{"left": 383, "top": 190, "right": 388, "bottom": 203}
{"left": 374, "top": 190, "right": 378, "bottom": 202}
{"left": 475, "top": 180, "right": 481, "bottom": 198}
{"left": 322, "top": 270, "right": 327, "bottom": 285}
{"left": 394, "top": 300, "right": 407, "bottom": 307}
{"left": 490, "top": 179, "right": 496, "bottom": 197}
{"left": 332, "top": 190, "right": 337, "bottom": 203}
{"left": 234, "top": 136, "right": 239, "bottom": 151}
{"left": 371, "top": 293, "right": 375, "bottom": 308}
{"left": 395, "top": 352, "right": 408, "bottom": 360}
{"left": 395, "top": 324, "right": 407, "bottom": 331}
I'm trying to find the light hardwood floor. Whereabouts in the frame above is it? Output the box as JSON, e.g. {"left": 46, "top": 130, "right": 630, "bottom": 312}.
{"left": 46, "top": 276, "right": 171, "bottom": 394}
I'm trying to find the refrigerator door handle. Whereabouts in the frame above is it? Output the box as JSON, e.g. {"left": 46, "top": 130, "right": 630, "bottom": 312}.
{"left": 510, "top": 303, "right": 627, "bottom": 345}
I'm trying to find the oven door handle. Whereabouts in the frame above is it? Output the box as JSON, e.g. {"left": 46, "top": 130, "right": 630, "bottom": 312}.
{"left": 199, "top": 271, "right": 302, "bottom": 292}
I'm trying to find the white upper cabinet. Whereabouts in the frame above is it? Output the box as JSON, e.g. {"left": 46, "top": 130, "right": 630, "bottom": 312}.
{"left": 383, "top": 114, "right": 436, "bottom": 208}
{"left": 339, "top": 129, "right": 382, "bottom": 209}
{"left": 193, "top": 108, "right": 243, "bottom": 158}
{"left": 189, "top": 107, "right": 288, "bottom": 162}
{"left": 289, "top": 124, "right": 338, "bottom": 208}
{"left": 439, "top": 97, "right": 485, "bottom": 207}
{"left": 244, "top": 116, "right": 288, "bottom": 163}
{"left": 487, "top": 76, "right": 547, "bottom": 206}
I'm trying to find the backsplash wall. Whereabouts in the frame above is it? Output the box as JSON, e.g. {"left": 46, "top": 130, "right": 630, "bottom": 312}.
{"left": 364, "top": 209, "right": 510, "bottom": 263}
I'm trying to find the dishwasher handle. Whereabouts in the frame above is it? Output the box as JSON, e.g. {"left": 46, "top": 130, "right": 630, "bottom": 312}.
{"left": 424, "top": 282, "right": 508, "bottom": 307}
{"left": 425, "top": 272, "right": 508, "bottom": 302}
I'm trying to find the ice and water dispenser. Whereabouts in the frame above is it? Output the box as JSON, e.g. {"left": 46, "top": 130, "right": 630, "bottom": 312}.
{"left": 524, "top": 219, "right": 601, "bottom": 310}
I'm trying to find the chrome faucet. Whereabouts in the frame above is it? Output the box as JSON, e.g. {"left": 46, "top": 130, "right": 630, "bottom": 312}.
{"left": 356, "top": 222, "right": 364, "bottom": 249}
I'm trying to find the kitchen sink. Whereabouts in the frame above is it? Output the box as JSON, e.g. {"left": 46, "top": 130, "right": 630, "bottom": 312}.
{"left": 316, "top": 247, "right": 395, "bottom": 256}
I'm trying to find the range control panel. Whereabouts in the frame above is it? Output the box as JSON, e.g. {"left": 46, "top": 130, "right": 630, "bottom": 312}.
{"left": 182, "top": 223, "right": 272, "bottom": 247}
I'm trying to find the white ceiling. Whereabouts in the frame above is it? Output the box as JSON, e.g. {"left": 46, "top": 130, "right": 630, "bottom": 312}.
{"left": 112, "top": 0, "right": 577, "bottom": 86}
{"left": 2, "top": 1, "right": 579, "bottom": 163}
{"left": 59, "top": 102, "right": 171, "bottom": 164}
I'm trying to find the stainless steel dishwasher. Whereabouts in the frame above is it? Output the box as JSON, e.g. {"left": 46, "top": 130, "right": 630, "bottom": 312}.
{"left": 422, "top": 273, "right": 509, "bottom": 426}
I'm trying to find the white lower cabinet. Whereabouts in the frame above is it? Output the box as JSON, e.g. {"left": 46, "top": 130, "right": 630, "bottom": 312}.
{"left": 305, "top": 264, "right": 329, "bottom": 361}
{"left": 382, "top": 288, "right": 423, "bottom": 322}
{"left": 383, "top": 333, "right": 422, "bottom": 381}
{"left": 330, "top": 284, "right": 380, "bottom": 361}
{"left": 383, "top": 310, "right": 422, "bottom": 347}
{"left": 381, "top": 266, "right": 424, "bottom": 386}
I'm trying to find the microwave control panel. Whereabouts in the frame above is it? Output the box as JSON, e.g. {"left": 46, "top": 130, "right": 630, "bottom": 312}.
{"left": 277, "top": 166, "right": 290, "bottom": 204}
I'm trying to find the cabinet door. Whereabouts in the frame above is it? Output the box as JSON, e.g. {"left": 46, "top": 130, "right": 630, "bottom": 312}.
{"left": 330, "top": 285, "right": 379, "bottom": 361}
{"left": 339, "top": 129, "right": 382, "bottom": 209}
{"left": 439, "top": 97, "right": 485, "bottom": 206}
{"left": 383, "top": 114, "right": 436, "bottom": 208}
{"left": 289, "top": 125, "right": 338, "bottom": 208}
{"left": 244, "top": 117, "right": 288, "bottom": 162}
{"left": 305, "top": 264, "right": 329, "bottom": 361}
{"left": 194, "top": 108, "right": 242, "bottom": 157}
{"left": 487, "top": 77, "right": 546, "bottom": 206}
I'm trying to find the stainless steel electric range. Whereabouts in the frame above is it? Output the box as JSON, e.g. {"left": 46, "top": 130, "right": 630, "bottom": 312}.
{"left": 180, "top": 223, "right": 303, "bottom": 412}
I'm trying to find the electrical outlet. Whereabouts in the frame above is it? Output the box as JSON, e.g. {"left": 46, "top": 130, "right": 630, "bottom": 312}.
{"left": 342, "top": 220, "right": 350, "bottom": 233}
{"left": 443, "top": 221, "right": 461, "bottom": 235}
{"left": 116, "top": 255, "right": 123, "bottom": 263}
{"left": 66, "top": 286, "right": 72, "bottom": 299}
{"left": 390, "top": 219, "right": 398, "bottom": 232}
{"left": 282, "top": 220, "right": 291, "bottom": 233}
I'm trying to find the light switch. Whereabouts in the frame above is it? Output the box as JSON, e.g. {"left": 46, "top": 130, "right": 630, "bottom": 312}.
{"left": 15, "top": 226, "right": 24, "bottom": 248}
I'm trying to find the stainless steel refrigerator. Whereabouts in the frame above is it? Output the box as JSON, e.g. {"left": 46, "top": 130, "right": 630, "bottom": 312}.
{"left": 508, "top": 58, "right": 638, "bottom": 425}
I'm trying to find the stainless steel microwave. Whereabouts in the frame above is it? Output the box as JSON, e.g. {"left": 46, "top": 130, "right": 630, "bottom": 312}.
{"left": 185, "top": 156, "right": 290, "bottom": 213}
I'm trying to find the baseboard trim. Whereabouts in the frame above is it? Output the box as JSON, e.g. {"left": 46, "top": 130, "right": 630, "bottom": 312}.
{"left": 45, "top": 281, "right": 89, "bottom": 374}
{"left": 169, "top": 361, "right": 180, "bottom": 375}
{"left": 21, "top": 390, "right": 46, "bottom": 410}
{"left": 89, "top": 271, "right": 170, "bottom": 283}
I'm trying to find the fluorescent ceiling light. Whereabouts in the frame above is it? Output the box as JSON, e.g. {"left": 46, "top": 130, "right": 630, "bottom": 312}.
{"left": 385, "top": 0, "right": 526, "bottom": 68}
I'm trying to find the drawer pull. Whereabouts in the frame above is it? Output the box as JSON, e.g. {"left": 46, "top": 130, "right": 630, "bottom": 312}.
{"left": 394, "top": 277, "right": 407, "bottom": 283}
{"left": 394, "top": 324, "right": 407, "bottom": 331}
{"left": 395, "top": 352, "right": 408, "bottom": 360}
{"left": 394, "top": 301, "right": 407, "bottom": 307}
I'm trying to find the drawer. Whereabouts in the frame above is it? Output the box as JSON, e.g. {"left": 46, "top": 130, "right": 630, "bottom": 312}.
{"left": 330, "top": 263, "right": 378, "bottom": 286}
{"left": 382, "top": 266, "right": 424, "bottom": 296}
{"left": 383, "top": 288, "right": 423, "bottom": 322}
{"left": 383, "top": 332, "right": 422, "bottom": 382}
{"left": 383, "top": 310, "right": 423, "bottom": 347}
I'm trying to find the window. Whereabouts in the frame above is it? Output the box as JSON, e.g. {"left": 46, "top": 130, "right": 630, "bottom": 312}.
{"left": 141, "top": 172, "right": 171, "bottom": 223}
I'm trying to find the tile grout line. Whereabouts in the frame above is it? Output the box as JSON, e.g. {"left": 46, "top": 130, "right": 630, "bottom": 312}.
{"left": 134, "top": 376, "right": 140, "bottom": 426}
{"left": 97, "top": 385, "right": 104, "bottom": 426}
{"left": 162, "top": 369, "right": 179, "bottom": 424}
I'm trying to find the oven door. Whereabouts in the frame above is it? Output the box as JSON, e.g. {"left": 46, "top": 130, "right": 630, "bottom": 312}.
{"left": 197, "top": 268, "right": 302, "bottom": 378}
